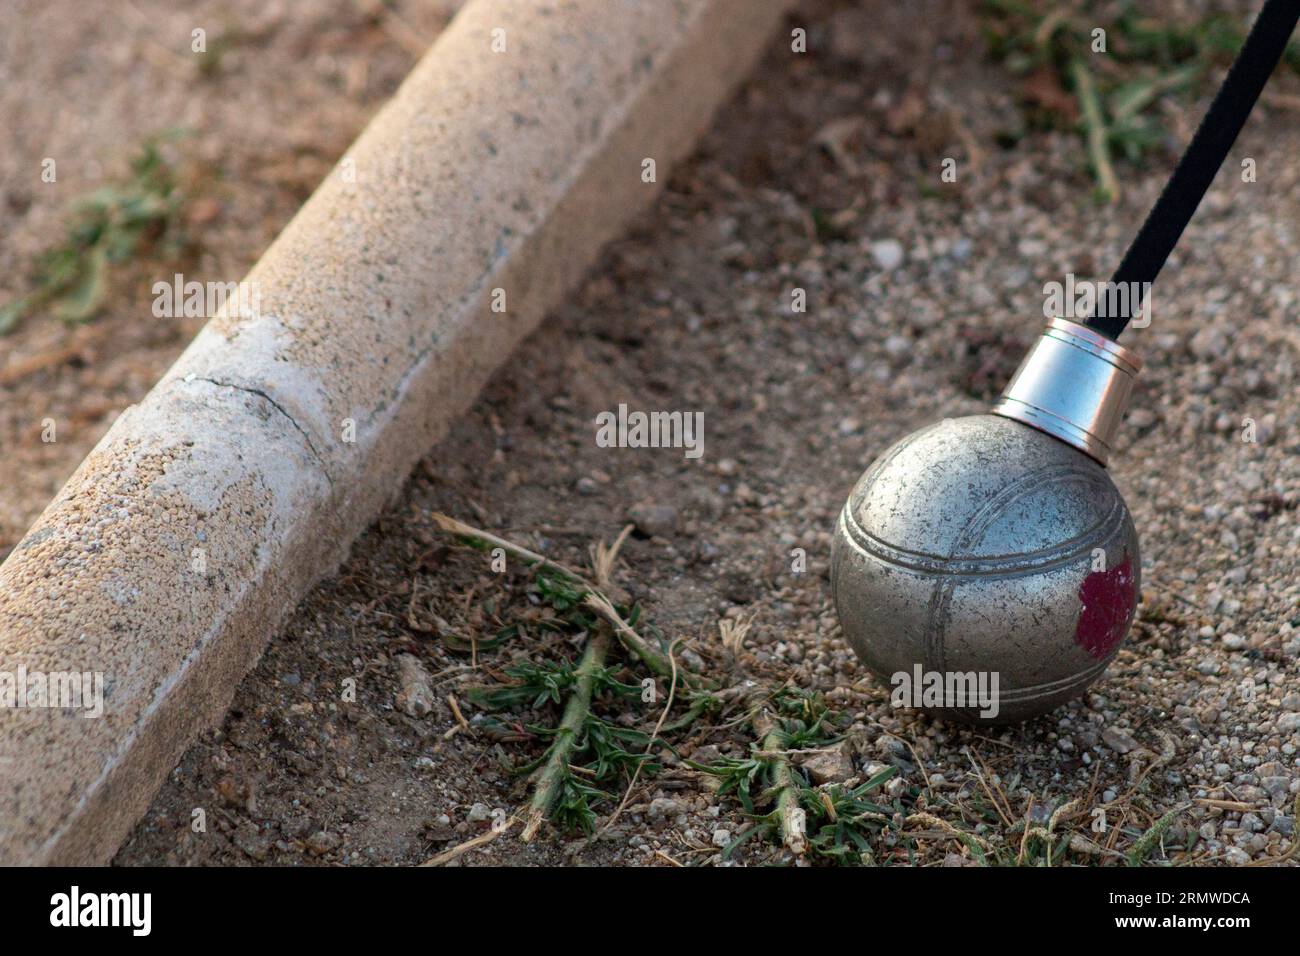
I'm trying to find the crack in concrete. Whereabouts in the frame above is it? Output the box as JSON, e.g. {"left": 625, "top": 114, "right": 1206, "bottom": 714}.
{"left": 192, "top": 377, "right": 335, "bottom": 488}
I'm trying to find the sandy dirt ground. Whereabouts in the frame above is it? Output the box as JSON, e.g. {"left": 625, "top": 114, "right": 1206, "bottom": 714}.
{"left": 14, "top": 0, "right": 1300, "bottom": 867}
{"left": 0, "top": 0, "right": 462, "bottom": 555}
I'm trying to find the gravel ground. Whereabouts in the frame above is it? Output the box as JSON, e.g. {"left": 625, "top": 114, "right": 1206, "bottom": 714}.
{"left": 116, "top": 0, "right": 1299, "bottom": 866}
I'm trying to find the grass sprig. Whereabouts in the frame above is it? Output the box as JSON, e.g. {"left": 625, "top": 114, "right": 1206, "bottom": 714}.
{"left": 1, "top": 132, "right": 195, "bottom": 334}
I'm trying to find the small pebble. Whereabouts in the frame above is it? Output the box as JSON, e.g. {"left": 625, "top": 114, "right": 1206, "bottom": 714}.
{"left": 870, "top": 239, "right": 904, "bottom": 271}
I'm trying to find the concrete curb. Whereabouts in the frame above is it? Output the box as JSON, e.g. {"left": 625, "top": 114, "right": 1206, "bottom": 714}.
{"left": 0, "top": 0, "right": 790, "bottom": 864}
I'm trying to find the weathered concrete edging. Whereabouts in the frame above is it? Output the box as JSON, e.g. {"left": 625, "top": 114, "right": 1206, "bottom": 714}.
{"left": 0, "top": 0, "right": 790, "bottom": 864}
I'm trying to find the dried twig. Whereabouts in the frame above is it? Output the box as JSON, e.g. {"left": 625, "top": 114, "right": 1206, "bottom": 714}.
{"left": 432, "top": 513, "right": 694, "bottom": 680}
{"left": 769, "top": 731, "right": 807, "bottom": 856}
{"left": 589, "top": 524, "right": 633, "bottom": 591}
{"left": 430, "top": 512, "right": 596, "bottom": 591}
{"left": 599, "top": 638, "right": 682, "bottom": 835}
{"left": 379, "top": 6, "right": 433, "bottom": 58}
{"left": 443, "top": 693, "right": 472, "bottom": 740}
{"left": 1069, "top": 832, "right": 1124, "bottom": 860}
{"left": 521, "top": 627, "right": 611, "bottom": 841}
{"left": 1017, "top": 797, "right": 1036, "bottom": 866}
{"left": 754, "top": 714, "right": 805, "bottom": 856}
{"left": 421, "top": 817, "right": 515, "bottom": 867}
{"left": 1194, "top": 798, "right": 1253, "bottom": 812}
{"left": 585, "top": 591, "right": 709, "bottom": 690}
{"left": 965, "top": 748, "right": 1016, "bottom": 830}
{"left": 905, "top": 812, "right": 994, "bottom": 855}
{"left": 718, "top": 613, "right": 755, "bottom": 655}
{"left": 1246, "top": 794, "right": 1300, "bottom": 867}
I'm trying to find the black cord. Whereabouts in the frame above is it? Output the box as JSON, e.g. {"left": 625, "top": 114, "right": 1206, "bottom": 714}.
{"left": 1088, "top": 0, "right": 1300, "bottom": 341}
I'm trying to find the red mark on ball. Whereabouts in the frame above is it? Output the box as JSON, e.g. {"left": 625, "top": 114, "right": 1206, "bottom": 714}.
{"left": 1075, "top": 555, "right": 1136, "bottom": 660}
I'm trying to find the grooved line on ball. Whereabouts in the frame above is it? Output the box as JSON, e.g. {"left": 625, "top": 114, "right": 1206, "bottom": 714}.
{"left": 919, "top": 465, "right": 1117, "bottom": 674}
{"left": 839, "top": 476, "right": 1122, "bottom": 576}
{"left": 990, "top": 657, "right": 1111, "bottom": 701}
